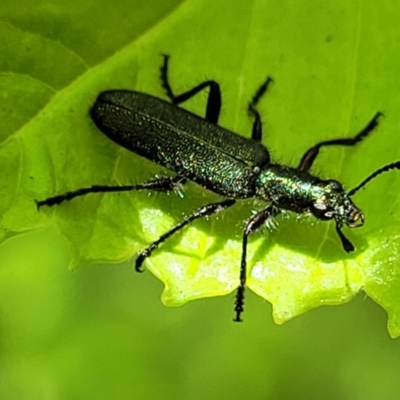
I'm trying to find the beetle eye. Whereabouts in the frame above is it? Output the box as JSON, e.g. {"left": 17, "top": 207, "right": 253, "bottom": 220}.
{"left": 311, "top": 202, "right": 335, "bottom": 220}
{"left": 313, "top": 203, "right": 326, "bottom": 211}
{"left": 327, "top": 180, "right": 342, "bottom": 191}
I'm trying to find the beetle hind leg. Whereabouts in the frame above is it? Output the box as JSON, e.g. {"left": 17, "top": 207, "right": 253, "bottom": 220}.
{"left": 159, "top": 54, "right": 222, "bottom": 124}
{"left": 36, "top": 175, "right": 187, "bottom": 208}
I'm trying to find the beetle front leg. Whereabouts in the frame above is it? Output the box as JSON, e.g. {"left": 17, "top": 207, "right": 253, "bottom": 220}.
{"left": 234, "top": 205, "right": 279, "bottom": 322}
{"left": 298, "top": 112, "right": 383, "bottom": 172}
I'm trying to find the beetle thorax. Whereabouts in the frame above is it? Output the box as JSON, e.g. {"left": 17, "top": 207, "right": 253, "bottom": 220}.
{"left": 255, "top": 164, "right": 364, "bottom": 227}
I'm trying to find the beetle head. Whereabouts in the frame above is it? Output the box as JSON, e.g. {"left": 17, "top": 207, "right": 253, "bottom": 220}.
{"left": 310, "top": 179, "right": 365, "bottom": 253}
{"left": 310, "top": 179, "right": 364, "bottom": 228}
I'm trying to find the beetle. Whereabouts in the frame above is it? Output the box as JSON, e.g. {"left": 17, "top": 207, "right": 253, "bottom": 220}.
{"left": 37, "top": 55, "right": 400, "bottom": 321}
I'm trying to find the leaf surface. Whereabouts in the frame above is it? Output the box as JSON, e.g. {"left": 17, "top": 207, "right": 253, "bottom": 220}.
{"left": 1, "top": 0, "right": 400, "bottom": 336}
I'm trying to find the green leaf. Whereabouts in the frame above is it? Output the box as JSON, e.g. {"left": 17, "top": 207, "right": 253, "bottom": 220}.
{"left": 1, "top": 0, "right": 400, "bottom": 336}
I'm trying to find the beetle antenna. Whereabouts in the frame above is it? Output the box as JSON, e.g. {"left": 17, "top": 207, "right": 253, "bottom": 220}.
{"left": 348, "top": 161, "right": 400, "bottom": 197}
{"left": 335, "top": 223, "right": 354, "bottom": 252}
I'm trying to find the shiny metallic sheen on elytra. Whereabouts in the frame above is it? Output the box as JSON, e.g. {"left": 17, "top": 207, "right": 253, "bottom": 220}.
{"left": 92, "top": 90, "right": 268, "bottom": 198}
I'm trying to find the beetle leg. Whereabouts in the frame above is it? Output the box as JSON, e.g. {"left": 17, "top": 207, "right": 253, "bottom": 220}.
{"left": 135, "top": 199, "right": 236, "bottom": 271}
{"left": 234, "top": 205, "right": 279, "bottom": 322}
{"left": 36, "top": 175, "right": 187, "bottom": 208}
{"left": 298, "top": 112, "right": 383, "bottom": 172}
{"left": 248, "top": 77, "right": 273, "bottom": 142}
{"left": 160, "top": 55, "right": 221, "bottom": 123}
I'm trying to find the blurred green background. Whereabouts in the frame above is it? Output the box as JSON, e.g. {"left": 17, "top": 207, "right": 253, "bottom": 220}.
{"left": 1, "top": 0, "right": 400, "bottom": 398}
{"left": 1, "top": 228, "right": 399, "bottom": 399}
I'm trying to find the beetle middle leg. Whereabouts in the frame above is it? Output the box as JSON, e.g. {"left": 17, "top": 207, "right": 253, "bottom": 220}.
{"left": 298, "top": 112, "right": 383, "bottom": 172}
{"left": 247, "top": 77, "right": 273, "bottom": 142}
{"left": 160, "top": 54, "right": 222, "bottom": 124}
{"left": 36, "top": 175, "right": 187, "bottom": 208}
{"left": 135, "top": 199, "right": 236, "bottom": 271}
{"left": 235, "top": 204, "right": 280, "bottom": 322}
